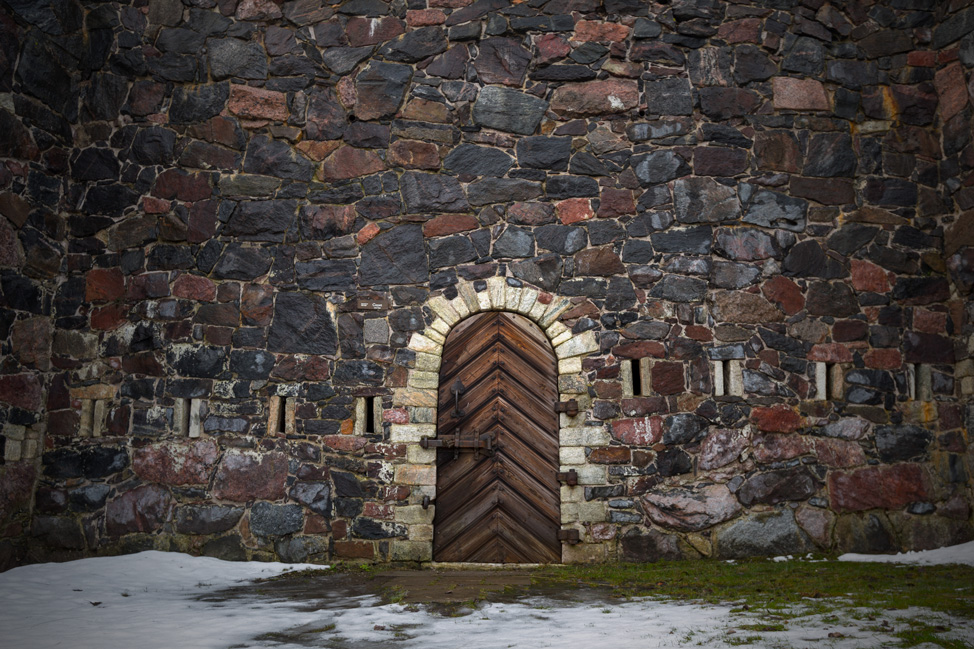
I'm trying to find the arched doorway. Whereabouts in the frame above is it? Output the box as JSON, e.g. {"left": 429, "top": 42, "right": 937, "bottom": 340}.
{"left": 432, "top": 311, "right": 561, "bottom": 563}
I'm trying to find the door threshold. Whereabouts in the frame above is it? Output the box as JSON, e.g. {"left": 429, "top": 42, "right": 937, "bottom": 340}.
{"left": 425, "top": 562, "right": 561, "bottom": 570}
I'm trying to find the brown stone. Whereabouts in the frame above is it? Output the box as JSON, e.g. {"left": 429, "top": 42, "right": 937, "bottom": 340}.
{"left": 850, "top": 259, "right": 891, "bottom": 293}
{"left": 833, "top": 319, "right": 868, "bottom": 342}
{"left": 699, "top": 428, "right": 747, "bottom": 470}
{"left": 934, "top": 62, "right": 968, "bottom": 122}
{"left": 106, "top": 484, "right": 172, "bottom": 537}
{"left": 153, "top": 169, "right": 211, "bottom": 202}
{"left": 423, "top": 213, "right": 479, "bottom": 237}
{"left": 575, "top": 246, "right": 625, "bottom": 276}
{"left": 345, "top": 16, "right": 405, "bottom": 46}
{"left": 356, "top": 222, "right": 380, "bottom": 245}
{"left": 10, "top": 317, "right": 51, "bottom": 370}
{"left": 550, "top": 80, "right": 639, "bottom": 118}
{"left": 772, "top": 77, "right": 830, "bottom": 111}
{"left": 642, "top": 483, "right": 742, "bottom": 532}
{"left": 574, "top": 20, "right": 631, "bottom": 42}
{"left": 717, "top": 18, "right": 762, "bottom": 43}
{"left": 556, "top": 198, "right": 594, "bottom": 224}
{"left": 509, "top": 202, "right": 555, "bottom": 226}
{"left": 712, "top": 291, "right": 783, "bottom": 323}
{"left": 86, "top": 268, "right": 125, "bottom": 302}
{"left": 388, "top": 140, "right": 440, "bottom": 169}
{"left": 751, "top": 405, "right": 802, "bottom": 433}
{"left": 535, "top": 33, "right": 570, "bottom": 65}
{"left": 322, "top": 435, "right": 368, "bottom": 452}
{"left": 0, "top": 192, "right": 30, "bottom": 228}
{"left": 406, "top": 9, "right": 446, "bottom": 26}
{"left": 173, "top": 274, "right": 217, "bottom": 302}
{"left": 303, "top": 204, "right": 356, "bottom": 238}
{"left": 335, "top": 540, "right": 375, "bottom": 559}
{"left": 236, "top": 0, "right": 281, "bottom": 20}
{"left": 693, "top": 147, "right": 749, "bottom": 176}
{"left": 795, "top": 504, "right": 834, "bottom": 547}
{"left": 400, "top": 98, "right": 450, "bottom": 123}
{"left": 295, "top": 140, "right": 342, "bottom": 162}
{"left": 614, "top": 341, "right": 666, "bottom": 358}
{"left": 610, "top": 416, "right": 662, "bottom": 445}
{"left": 812, "top": 437, "right": 866, "bottom": 468}
{"left": 91, "top": 304, "right": 127, "bottom": 330}
{"left": 588, "top": 446, "right": 631, "bottom": 464}
{"left": 241, "top": 283, "right": 274, "bottom": 326}
{"left": 806, "top": 281, "right": 859, "bottom": 317}
{"left": 754, "top": 131, "right": 800, "bottom": 173}
{"left": 133, "top": 440, "right": 220, "bottom": 486}
{"left": 808, "top": 343, "right": 853, "bottom": 363}
{"left": 319, "top": 146, "right": 386, "bottom": 181}
{"left": 863, "top": 348, "right": 902, "bottom": 370}
{"left": 761, "top": 276, "right": 804, "bottom": 315}
{"left": 790, "top": 177, "right": 855, "bottom": 205}
{"left": 828, "top": 464, "right": 929, "bottom": 513}
{"left": 751, "top": 434, "right": 810, "bottom": 463}
{"left": 596, "top": 189, "right": 635, "bottom": 217}
{"left": 272, "top": 356, "right": 331, "bottom": 381}
{"left": 229, "top": 85, "right": 288, "bottom": 121}
{"left": 651, "top": 362, "right": 684, "bottom": 395}
{"left": 212, "top": 450, "right": 288, "bottom": 502}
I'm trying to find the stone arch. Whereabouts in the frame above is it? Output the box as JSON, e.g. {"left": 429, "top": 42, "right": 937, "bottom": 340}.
{"left": 386, "top": 277, "right": 608, "bottom": 563}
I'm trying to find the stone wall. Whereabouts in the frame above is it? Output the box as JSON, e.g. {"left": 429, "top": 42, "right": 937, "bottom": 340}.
{"left": 1, "top": 0, "right": 973, "bottom": 568}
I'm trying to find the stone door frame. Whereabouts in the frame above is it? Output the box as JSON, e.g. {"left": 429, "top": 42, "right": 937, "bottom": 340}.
{"left": 386, "top": 277, "right": 611, "bottom": 563}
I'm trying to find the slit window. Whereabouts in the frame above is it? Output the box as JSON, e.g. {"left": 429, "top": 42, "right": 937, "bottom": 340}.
{"left": 269, "top": 395, "right": 291, "bottom": 435}
{"left": 365, "top": 396, "right": 377, "bottom": 434}
{"left": 816, "top": 363, "right": 844, "bottom": 400}
{"left": 909, "top": 363, "right": 932, "bottom": 401}
{"left": 714, "top": 359, "right": 742, "bottom": 397}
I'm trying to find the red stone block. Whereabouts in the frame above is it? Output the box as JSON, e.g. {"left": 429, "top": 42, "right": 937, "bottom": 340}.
{"left": 387, "top": 139, "right": 440, "bottom": 169}
{"left": 228, "top": 84, "right": 288, "bottom": 121}
{"left": 939, "top": 403, "right": 964, "bottom": 431}
{"left": 934, "top": 62, "right": 968, "bottom": 122}
{"left": 125, "top": 272, "right": 170, "bottom": 300}
{"left": 851, "top": 259, "right": 891, "bottom": 293}
{"left": 589, "top": 446, "right": 631, "bottom": 464}
{"left": 556, "top": 198, "right": 594, "bottom": 224}
{"left": 334, "top": 540, "right": 375, "bottom": 559}
{"left": 86, "top": 268, "right": 124, "bottom": 302}
{"left": 322, "top": 435, "right": 368, "bottom": 452}
{"left": 356, "top": 222, "right": 380, "bottom": 245}
{"left": 241, "top": 283, "right": 274, "bottom": 326}
{"left": 833, "top": 319, "right": 868, "bottom": 342}
{"left": 789, "top": 177, "right": 855, "bottom": 205}
{"left": 651, "top": 362, "right": 684, "bottom": 395}
{"left": 423, "top": 213, "right": 478, "bottom": 237}
{"left": 596, "top": 188, "right": 635, "bottom": 217}
{"left": 509, "top": 202, "right": 555, "bottom": 225}
{"left": 550, "top": 80, "right": 639, "bottom": 118}
{"left": 828, "top": 464, "right": 929, "bottom": 512}
{"left": 751, "top": 405, "right": 802, "bottom": 433}
{"left": 621, "top": 396, "right": 667, "bottom": 416}
{"left": 693, "top": 146, "right": 749, "bottom": 176}
{"left": 761, "top": 276, "right": 804, "bottom": 315}
{"left": 106, "top": 485, "right": 172, "bottom": 537}
{"left": 913, "top": 308, "right": 947, "bottom": 334}
{"left": 91, "top": 304, "right": 127, "bottom": 330}
{"left": 143, "top": 196, "right": 170, "bottom": 214}
{"left": 717, "top": 17, "right": 762, "bottom": 43}
{"left": 122, "top": 351, "right": 164, "bottom": 376}
{"left": 405, "top": 9, "right": 445, "bottom": 26}
{"left": 574, "top": 20, "right": 631, "bottom": 42}
{"left": 812, "top": 438, "right": 865, "bottom": 468}
{"left": 864, "top": 348, "right": 902, "bottom": 370}
{"left": 535, "top": 33, "right": 570, "bottom": 65}
{"left": 212, "top": 451, "right": 289, "bottom": 502}
{"left": 304, "top": 514, "right": 330, "bottom": 534}
{"left": 173, "top": 274, "right": 216, "bottom": 302}
{"left": 611, "top": 417, "right": 663, "bottom": 445}
{"left": 363, "top": 502, "right": 394, "bottom": 519}
{"left": 772, "top": 77, "right": 830, "bottom": 111}
{"left": 575, "top": 246, "right": 625, "bottom": 276}
{"left": 684, "top": 325, "right": 713, "bottom": 342}
{"left": 345, "top": 16, "right": 405, "bottom": 46}
{"left": 614, "top": 340, "right": 666, "bottom": 358}
{"left": 152, "top": 169, "right": 211, "bottom": 202}
{"left": 319, "top": 146, "right": 386, "bottom": 181}
{"left": 0, "top": 373, "right": 42, "bottom": 411}
{"left": 188, "top": 200, "right": 219, "bottom": 243}
{"left": 751, "top": 433, "right": 809, "bottom": 463}
{"left": 272, "top": 356, "right": 331, "bottom": 381}
{"left": 383, "top": 408, "right": 409, "bottom": 424}
{"left": 907, "top": 50, "right": 936, "bottom": 67}
{"left": 808, "top": 343, "right": 853, "bottom": 363}
{"left": 133, "top": 440, "right": 220, "bottom": 486}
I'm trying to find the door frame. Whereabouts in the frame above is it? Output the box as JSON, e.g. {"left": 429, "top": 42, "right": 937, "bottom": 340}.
{"left": 386, "top": 277, "right": 610, "bottom": 564}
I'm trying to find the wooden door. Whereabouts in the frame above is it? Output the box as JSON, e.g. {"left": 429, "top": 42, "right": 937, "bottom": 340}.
{"left": 433, "top": 311, "right": 561, "bottom": 563}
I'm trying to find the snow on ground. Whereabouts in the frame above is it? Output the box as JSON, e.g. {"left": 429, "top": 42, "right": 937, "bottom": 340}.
{"left": 1, "top": 545, "right": 973, "bottom": 649}
{"left": 839, "top": 539, "right": 974, "bottom": 566}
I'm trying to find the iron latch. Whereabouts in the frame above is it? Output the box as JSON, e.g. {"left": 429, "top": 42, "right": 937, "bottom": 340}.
{"left": 558, "top": 529, "right": 580, "bottom": 545}
{"left": 555, "top": 399, "right": 579, "bottom": 417}
{"left": 556, "top": 469, "right": 578, "bottom": 486}
{"left": 420, "top": 434, "right": 494, "bottom": 455}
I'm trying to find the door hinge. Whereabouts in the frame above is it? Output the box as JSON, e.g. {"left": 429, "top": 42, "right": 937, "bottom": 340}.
{"left": 556, "top": 469, "right": 578, "bottom": 486}
{"left": 554, "top": 399, "right": 579, "bottom": 417}
{"left": 558, "top": 529, "right": 580, "bottom": 545}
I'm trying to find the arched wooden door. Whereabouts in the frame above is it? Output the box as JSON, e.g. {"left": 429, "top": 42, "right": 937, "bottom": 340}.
{"left": 433, "top": 311, "right": 561, "bottom": 563}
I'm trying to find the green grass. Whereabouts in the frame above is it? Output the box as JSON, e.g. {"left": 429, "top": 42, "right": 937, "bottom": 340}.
{"left": 531, "top": 558, "right": 974, "bottom": 620}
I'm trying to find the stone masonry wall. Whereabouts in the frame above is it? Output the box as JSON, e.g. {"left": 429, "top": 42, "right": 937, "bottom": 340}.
{"left": 1, "top": 0, "right": 974, "bottom": 568}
